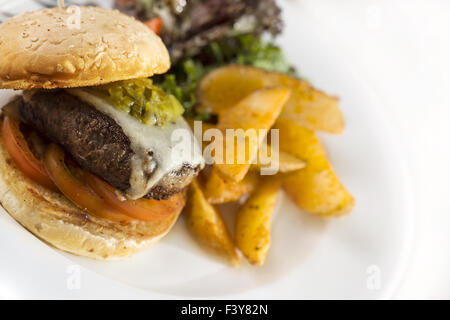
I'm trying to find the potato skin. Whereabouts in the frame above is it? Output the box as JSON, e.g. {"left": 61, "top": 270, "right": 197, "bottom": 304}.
{"left": 235, "top": 178, "right": 281, "bottom": 266}
{"left": 185, "top": 179, "right": 240, "bottom": 266}
{"left": 276, "top": 119, "right": 354, "bottom": 217}
{"left": 204, "top": 168, "right": 259, "bottom": 204}
{"left": 197, "top": 65, "right": 344, "bottom": 134}
{"left": 214, "top": 87, "right": 290, "bottom": 182}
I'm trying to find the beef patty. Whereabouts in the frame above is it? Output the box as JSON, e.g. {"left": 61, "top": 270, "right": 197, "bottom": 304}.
{"left": 19, "top": 90, "right": 200, "bottom": 200}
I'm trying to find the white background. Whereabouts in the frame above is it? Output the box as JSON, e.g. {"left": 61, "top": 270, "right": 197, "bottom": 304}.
{"left": 293, "top": 0, "right": 450, "bottom": 299}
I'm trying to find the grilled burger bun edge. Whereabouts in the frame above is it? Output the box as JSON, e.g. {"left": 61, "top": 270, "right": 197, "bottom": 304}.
{"left": 0, "top": 130, "right": 182, "bottom": 259}
{"left": 0, "top": 6, "right": 170, "bottom": 90}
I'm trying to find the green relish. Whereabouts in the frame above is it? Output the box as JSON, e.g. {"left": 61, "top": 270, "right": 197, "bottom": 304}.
{"left": 90, "top": 78, "right": 184, "bottom": 126}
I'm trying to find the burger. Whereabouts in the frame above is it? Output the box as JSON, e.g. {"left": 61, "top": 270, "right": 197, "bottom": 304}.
{"left": 0, "top": 6, "right": 204, "bottom": 259}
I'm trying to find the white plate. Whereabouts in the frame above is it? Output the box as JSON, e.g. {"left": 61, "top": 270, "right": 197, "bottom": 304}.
{"left": 0, "top": 1, "right": 414, "bottom": 299}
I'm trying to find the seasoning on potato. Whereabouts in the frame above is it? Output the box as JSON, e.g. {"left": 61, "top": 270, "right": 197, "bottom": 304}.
{"left": 254, "top": 145, "right": 306, "bottom": 173}
{"left": 215, "top": 87, "right": 290, "bottom": 182}
{"left": 204, "top": 168, "right": 259, "bottom": 204}
{"left": 276, "top": 118, "right": 354, "bottom": 217}
{"left": 197, "top": 65, "right": 345, "bottom": 134}
{"left": 185, "top": 179, "right": 240, "bottom": 266}
{"left": 235, "top": 177, "right": 281, "bottom": 266}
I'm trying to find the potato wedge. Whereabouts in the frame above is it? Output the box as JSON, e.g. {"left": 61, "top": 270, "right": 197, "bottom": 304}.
{"left": 202, "top": 148, "right": 304, "bottom": 205}
{"left": 204, "top": 168, "right": 259, "bottom": 204}
{"left": 197, "top": 65, "right": 267, "bottom": 114}
{"left": 273, "top": 152, "right": 306, "bottom": 173}
{"left": 215, "top": 87, "right": 290, "bottom": 182}
{"left": 235, "top": 177, "right": 281, "bottom": 266}
{"left": 275, "top": 74, "right": 345, "bottom": 134}
{"left": 197, "top": 65, "right": 344, "bottom": 134}
{"left": 276, "top": 119, "right": 354, "bottom": 217}
{"left": 254, "top": 142, "right": 306, "bottom": 173}
{"left": 185, "top": 179, "right": 240, "bottom": 266}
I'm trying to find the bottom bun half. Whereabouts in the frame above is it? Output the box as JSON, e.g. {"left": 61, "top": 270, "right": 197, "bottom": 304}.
{"left": 0, "top": 135, "right": 182, "bottom": 260}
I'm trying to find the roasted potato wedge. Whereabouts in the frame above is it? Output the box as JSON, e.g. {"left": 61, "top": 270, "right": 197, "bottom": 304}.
{"left": 185, "top": 179, "right": 240, "bottom": 266}
{"left": 215, "top": 87, "right": 290, "bottom": 182}
{"left": 197, "top": 65, "right": 267, "bottom": 114}
{"left": 254, "top": 142, "right": 306, "bottom": 173}
{"left": 235, "top": 178, "right": 281, "bottom": 266}
{"left": 197, "top": 65, "right": 344, "bottom": 134}
{"left": 204, "top": 168, "right": 259, "bottom": 204}
{"left": 276, "top": 119, "right": 354, "bottom": 217}
{"left": 275, "top": 74, "right": 344, "bottom": 134}
{"left": 272, "top": 151, "right": 306, "bottom": 173}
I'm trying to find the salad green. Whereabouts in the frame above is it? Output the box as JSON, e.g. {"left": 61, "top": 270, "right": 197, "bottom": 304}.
{"left": 156, "top": 34, "right": 295, "bottom": 122}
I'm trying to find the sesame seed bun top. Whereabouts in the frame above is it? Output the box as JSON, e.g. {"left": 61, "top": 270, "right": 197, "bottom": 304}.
{"left": 0, "top": 6, "right": 170, "bottom": 90}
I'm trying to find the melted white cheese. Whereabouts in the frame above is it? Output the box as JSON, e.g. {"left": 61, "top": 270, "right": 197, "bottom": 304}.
{"left": 67, "top": 89, "right": 204, "bottom": 200}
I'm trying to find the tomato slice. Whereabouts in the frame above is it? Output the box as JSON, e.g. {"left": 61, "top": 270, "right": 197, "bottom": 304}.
{"left": 85, "top": 172, "right": 185, "bottom": 222}
{"left": 44, "top": 144, "right": 134, "bottom": 223}
{"left": 144, "top": 18, "right": 162, "bottom": 35}
{"left": 2, "top": 116, "right": 57, "bottom": 191}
